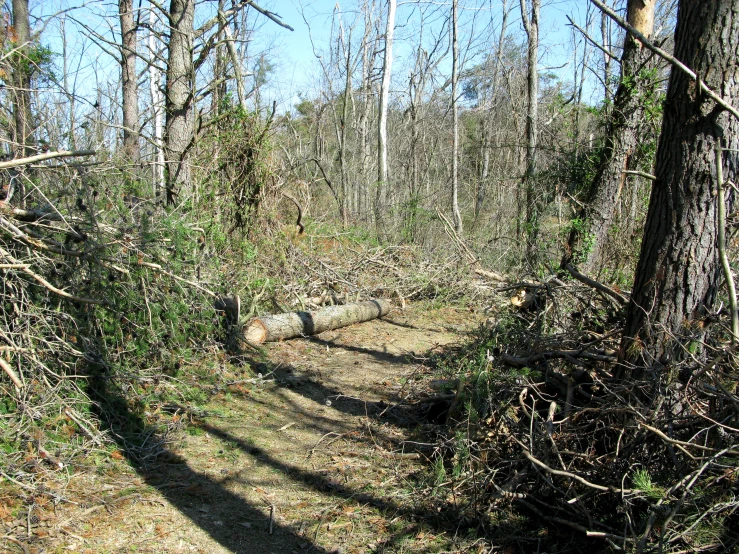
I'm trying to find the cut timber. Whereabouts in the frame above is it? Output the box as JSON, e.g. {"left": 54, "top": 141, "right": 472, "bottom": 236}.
{"left": 241, "top": 299, "right": 392, "bottom": 345}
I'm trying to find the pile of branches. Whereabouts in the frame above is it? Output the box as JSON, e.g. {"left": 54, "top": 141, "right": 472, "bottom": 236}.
{"left": 428, "top": 272, "right": 739, "bottom": 553}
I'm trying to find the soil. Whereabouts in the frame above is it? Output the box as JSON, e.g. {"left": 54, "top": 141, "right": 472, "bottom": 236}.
{"left": 2, "top": 303, "right": 483, "bottom": 554}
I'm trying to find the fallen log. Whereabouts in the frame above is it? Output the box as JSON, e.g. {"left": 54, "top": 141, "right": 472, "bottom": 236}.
{"left": 241, "top": 299, "right": 392, "bottom": 345}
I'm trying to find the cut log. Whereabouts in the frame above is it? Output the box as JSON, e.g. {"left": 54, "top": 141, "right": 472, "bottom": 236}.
{"left": 241, "top": 299, "right": 392, "bottom": 345}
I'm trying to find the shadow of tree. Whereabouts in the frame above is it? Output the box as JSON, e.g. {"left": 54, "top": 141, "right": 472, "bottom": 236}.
{"left": 197, "top": 420, "right": 455, "bottom": 531}
{"left": 306, "top": 335, "right": 414, "bottom": 366}
{"left": 88, "top": 372, "right": 329, "bottom": 554}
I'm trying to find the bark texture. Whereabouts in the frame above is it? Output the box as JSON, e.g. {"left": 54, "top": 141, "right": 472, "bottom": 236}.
{"left": 620, "top": 0, "right": 739, "bottom": 375}
{"left": 242, "top": 299, "right": 392, "bottom": 345}
{"left": 564, "top": 0, "right": 658, "bottom": 275}
{"left": 119, "top": 0, "right": 140, "bottom": 163}
{"left": 164, "top": 0, "right": 195, "bottom": 205}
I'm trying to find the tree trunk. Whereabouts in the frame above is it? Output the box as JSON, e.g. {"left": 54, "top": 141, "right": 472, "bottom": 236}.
{"left": 164, "top": 0, "right": 195, "bottom": 205}
{"left": 475, "top": 0, "right": 508, "bottom": 224}
{"left": 450, "top": 0, "right": 463, "bottom": 235}
{"left": 149, "top": 8, "right": 165, "bottom": 199}
{"left": 119, "top": 0, "right": 140, "bottom": 164}
{"left": 339, "top": 20, "right": 352, "bottom": 227}
{"left": 620, "top": 0, "right": 739, "bottom": 379}
{"left": 375, "top": 0, "right": 396, "bottom": 239}
{"left": 519, "top": 0, "right": 539, "bottom": 256}
{"left": 564, "top": 0, "right": 658, "bottom": 275}
{"left": 241, "top": 299, "right": 392, "bottom": 345}
{"left": 11, "top": 0, "right": 32, "bottom": 158}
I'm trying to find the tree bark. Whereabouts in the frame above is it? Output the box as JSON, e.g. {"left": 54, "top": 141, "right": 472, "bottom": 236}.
{"left": 241, "top": 299, "right": 392, "bottom": 345}
{"left": 164, "top": 0, "right": 195, "bottom": 205}
{"left": 119, "top": 0, "right": 140, "bottom": 164}
{"left": 564, "top": 0, "right": 658, "bottom": 275}
{"left": 620, "top": 0, "right": 739, "bottom": 378}
{"left": 519, "top": 0, "right": 539, "bottom": 256}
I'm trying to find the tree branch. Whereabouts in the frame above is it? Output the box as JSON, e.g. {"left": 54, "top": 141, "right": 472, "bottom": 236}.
{"left": 590, "top": 0, "right": 739, "bottom": 121}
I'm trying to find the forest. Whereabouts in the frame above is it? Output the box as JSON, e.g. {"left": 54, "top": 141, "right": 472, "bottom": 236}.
{"left": 0, "top": 0, "right": 738, "bottom": 552}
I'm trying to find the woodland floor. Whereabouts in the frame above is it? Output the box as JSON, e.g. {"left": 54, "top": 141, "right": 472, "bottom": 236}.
{"left": 2, "top": 303, "right": 486, "bottom": 554}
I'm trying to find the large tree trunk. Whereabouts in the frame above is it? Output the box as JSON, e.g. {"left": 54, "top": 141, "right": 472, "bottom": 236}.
{"left": 11, "top": 0, "right": 32, "bottom": 158}
{"left": 119, "top": 0, "right": 140, "bottom": 164}
{"left": 620, "top": 0, "right": 739, "bottom": 379}
{"left": 164, "top": 0, "right": 195, "bottom": 205}
{"left": 241, "top": 299, "right": 392, "bottom": 345}
{"left": 564, "top": 0, "right": 658, "bottom": 275}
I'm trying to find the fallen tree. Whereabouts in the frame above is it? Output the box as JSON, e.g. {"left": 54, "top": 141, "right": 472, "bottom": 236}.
{"left": 240, "top": 299, "right": 392, "bottom": 345}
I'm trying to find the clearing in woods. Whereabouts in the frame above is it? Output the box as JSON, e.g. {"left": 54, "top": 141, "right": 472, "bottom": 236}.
{"left": 21, "top": 303, "right": 482, "bottom": 553}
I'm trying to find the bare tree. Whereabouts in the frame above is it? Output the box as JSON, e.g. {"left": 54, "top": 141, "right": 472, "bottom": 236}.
{"left": 11, "top": 0, "right": 33, "bottom": 157}
{"left": 519, "top": 0, "right": 539, "bottom": 252}
{"left": 474, "top": 0, "right": 509, "bottom": 223}
{"left": 376, "top": 0, "right": 396, "bottom": 236}
{"left": 149, "top": 7, "right": 165, "bottom": 197}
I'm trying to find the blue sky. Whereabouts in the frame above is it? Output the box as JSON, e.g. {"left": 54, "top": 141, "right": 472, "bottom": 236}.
{"left": 30, "top": 0, "right": 622, "bottom": 118}
{"left": 258, "top": 0, "right": 619, "bottom": 111}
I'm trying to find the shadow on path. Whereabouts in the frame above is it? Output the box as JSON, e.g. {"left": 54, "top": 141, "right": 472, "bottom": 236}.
{"left": 306, "top": 336, "right": 413, "bottom": 366}
{"left": 199, "top": 420, "right": 455, "bottom": 531}
{"left": 88, "top": 373, "right": 328, "bottom": 554}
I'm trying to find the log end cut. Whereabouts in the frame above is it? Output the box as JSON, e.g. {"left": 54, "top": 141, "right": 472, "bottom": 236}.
{"left": 243, "top": 319, "right": 269, "bottom": 345}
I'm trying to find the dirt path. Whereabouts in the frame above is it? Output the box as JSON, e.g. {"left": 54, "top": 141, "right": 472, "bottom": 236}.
{"left": 6, "top": 304, "right": 480, "bottom": 554}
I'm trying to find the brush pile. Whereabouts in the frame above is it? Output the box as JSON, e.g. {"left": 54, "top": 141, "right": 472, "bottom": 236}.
{"left": 426, "top": 274, "right": 739, "bottom": 553}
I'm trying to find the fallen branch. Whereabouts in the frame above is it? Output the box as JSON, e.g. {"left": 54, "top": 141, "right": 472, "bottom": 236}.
{"left": 437, "top": 208, "right": 478, "bottom": 265}
{"left": 638, "top": 422, "right": 739, "bottom": 457}
{"left": 565, "top": 264, "right": 628, "bottom": 305}
{"left": 473, "top": 268, "right": 510, "bottom": 283}
{"left": 0, "top": 149, "right": 95, "bottom": 170}
{"left": 137, "top": 261, "right": 217, "bottom": 298}
{"left": 523, "top": 449, "right": 628, "bottom": 493}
